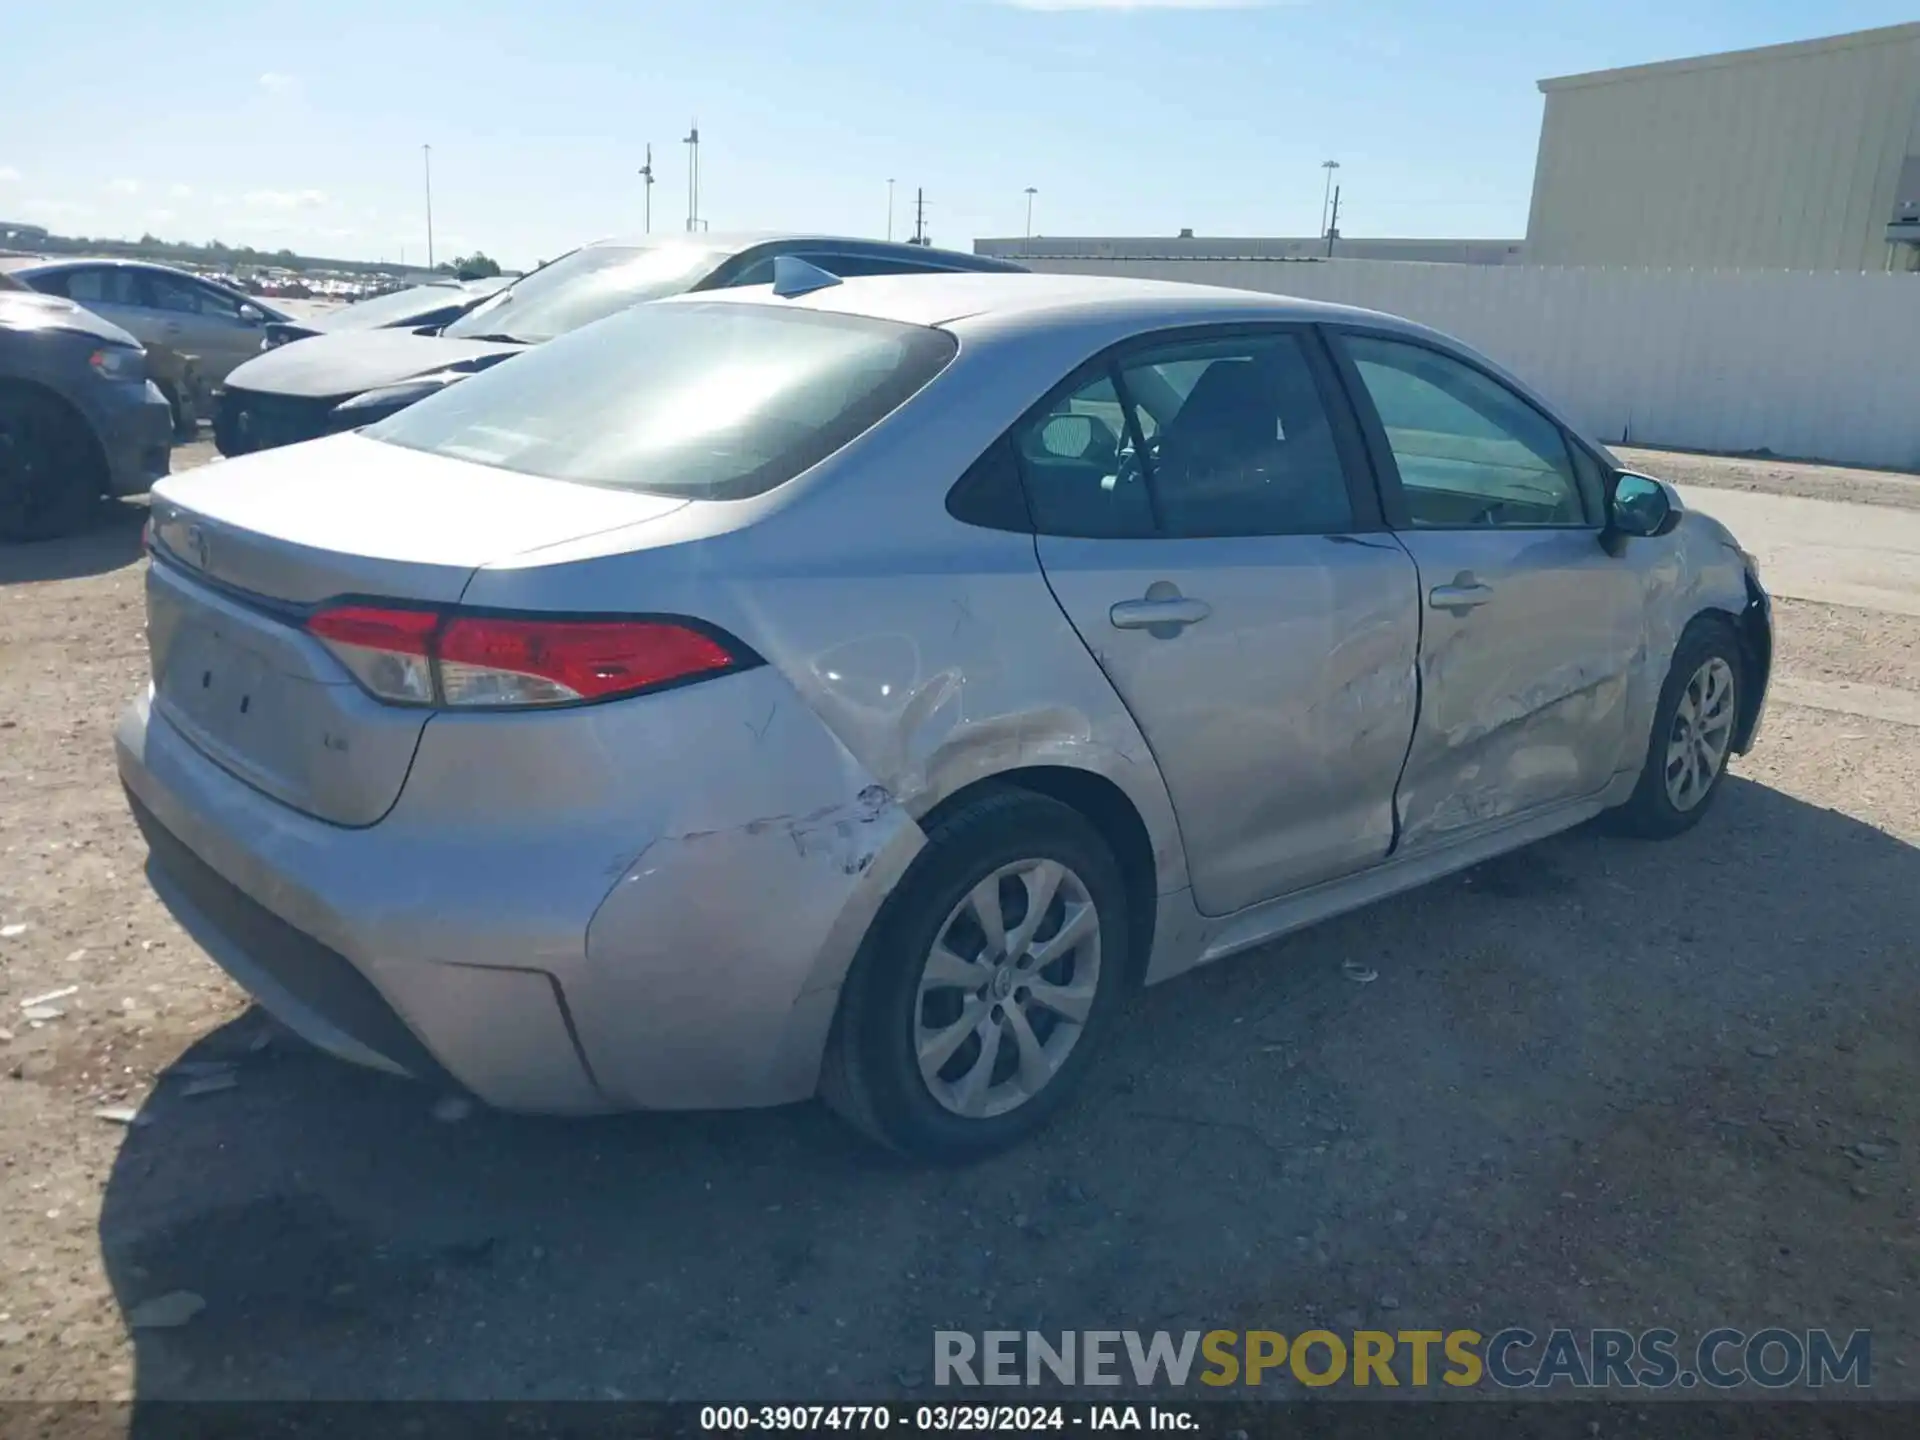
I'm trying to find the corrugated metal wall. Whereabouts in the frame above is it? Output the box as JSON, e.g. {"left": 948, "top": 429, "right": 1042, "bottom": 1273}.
{"left": 1015, "top": 257, "right": 1920, "bottom": 471}
{"left": 1526, "top": 25, "right": 1920, "bottom": 272}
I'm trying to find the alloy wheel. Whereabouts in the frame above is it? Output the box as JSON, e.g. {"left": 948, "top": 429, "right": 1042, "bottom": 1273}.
{"left": 1664, "top": 656, "right": 1737, "bottom": 811}
{"left": 913, "top": 857, "right": 1102, "bottom": 1120}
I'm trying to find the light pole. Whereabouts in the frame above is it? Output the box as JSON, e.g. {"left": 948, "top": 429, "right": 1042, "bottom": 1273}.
{"left": 1319, "top": 159, "right": 1340, "bottom": 240}
{"left": 684, "top": 123, "right": 700, "bottom": 232}
{"left": 887, "top": 178, "right": 896, "bottom": 242}
{"left": 1024, "top": 186, "right": 1038, "bottom": 251}
{"left": 422, "top": 143, "right": 435, "bottom": 271}
{"left": 639, "top": 143, "right": 655, "bottom": 234}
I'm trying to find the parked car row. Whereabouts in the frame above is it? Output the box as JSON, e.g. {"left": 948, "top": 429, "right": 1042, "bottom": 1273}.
{"left": 212, "top": 234, "right": 1023, "bottom": 453}
{"left": 115, "top": 253, "right": 1774, "bottom": 1158}
{"left": 0, "top": 234, "right": 1017, "bottom": 540}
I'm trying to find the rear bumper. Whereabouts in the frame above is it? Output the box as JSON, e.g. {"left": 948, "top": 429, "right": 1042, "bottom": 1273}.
{"left": 115, "top": 667, "right": 923, "bottom": 1113}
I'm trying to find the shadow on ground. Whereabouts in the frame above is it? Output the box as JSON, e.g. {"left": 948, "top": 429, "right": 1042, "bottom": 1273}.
{"left": 99, "top": 777, "right": 1920, "bottom": 1406}
{"left": 0, "top": 498, "right": 146, "bottom": 584}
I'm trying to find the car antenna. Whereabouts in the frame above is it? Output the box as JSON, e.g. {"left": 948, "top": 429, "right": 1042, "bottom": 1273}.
{"left": 771, "top": 255, "right": 844, "bottom": 299}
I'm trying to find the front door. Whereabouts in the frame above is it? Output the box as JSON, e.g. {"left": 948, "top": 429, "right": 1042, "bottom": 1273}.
{"left": 1021, "top": 328, "right": 1422, "bottom": 916}
{"left": 1333, "top": 331, "right": 1641, "bottom": 850}
{"left": 142, "top": 271, "right": 259, "bottom": 384}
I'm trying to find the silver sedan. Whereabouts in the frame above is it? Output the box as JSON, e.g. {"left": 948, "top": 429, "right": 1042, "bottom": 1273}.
{"left": 117, "top": 267, "right": 1772, "bottom": 1158}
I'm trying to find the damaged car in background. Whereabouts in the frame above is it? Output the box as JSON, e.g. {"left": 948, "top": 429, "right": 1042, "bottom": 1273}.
{"left": 256, "top": 275, "right": 515, "bottom": 352}
{"left": 1, "top": 288, "right": 172, "bottom": 540}
{"left": 212, "top": 234, "right": 1024, "bottom": 455}
{"left": 118, "top": 267, "right": 1772, "bottom": 1159}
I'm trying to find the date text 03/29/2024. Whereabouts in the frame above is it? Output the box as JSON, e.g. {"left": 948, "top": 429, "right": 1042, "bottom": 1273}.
{"left": 699, "top": 1406, "right": 1189, "bottom": 1431}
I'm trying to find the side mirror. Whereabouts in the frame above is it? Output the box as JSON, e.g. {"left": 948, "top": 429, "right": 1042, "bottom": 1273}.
{"left": 238, "top": 302, "right": 266, "bottom": 325}
{"left": 1608, "top": 471, "right": 1682, "bottom": 539}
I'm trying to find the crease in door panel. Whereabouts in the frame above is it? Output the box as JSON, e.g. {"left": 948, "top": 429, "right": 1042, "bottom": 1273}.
{"left": 1382, "top": 530, "right": 1426, "bottom": 858}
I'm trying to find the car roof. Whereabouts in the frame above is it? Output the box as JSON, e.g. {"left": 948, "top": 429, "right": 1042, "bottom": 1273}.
{"left": 664, "top": 269, "right": 1428, "bottom": 337}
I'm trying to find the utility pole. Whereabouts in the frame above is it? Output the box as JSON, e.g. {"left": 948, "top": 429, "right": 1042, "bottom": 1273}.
{"left": 1319, "top": 159, "right": 1340, "bottom": 241}
{"left": 422, "top": 143, "right": 435, "bottom": 271}
{"left": 1024, "top": 186, "right": 1038, "bottom": 253}
{"left": 1325, "top": 184, "right": 1341, "bottom": 258}
{"left": 887, "top": 178, "right": 896, "bottom": 242}
{"left": 639, "top": 143, "right": 655, "bottom": 234}
{"left": 913, "top": 187, "right": 928, "bottom": 246}
{"left": 683, "top": 122, "right": 701, "bottom": 232}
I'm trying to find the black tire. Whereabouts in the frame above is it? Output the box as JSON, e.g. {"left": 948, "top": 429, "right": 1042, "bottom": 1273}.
{"left": 1608, "top": 617, "right": 1745, "bottom": 839}
{"left": 821, "top": 788, "right": 1130, "bottom": 1161}
{"left": 0, "top": 388, "right": 103, "bottom": 543}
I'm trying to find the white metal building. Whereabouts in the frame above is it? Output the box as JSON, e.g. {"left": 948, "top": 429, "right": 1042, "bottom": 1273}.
{"left": 974, "top": 236, "right": 1525, "bottom": 266}
{"left": 1526, "top": 22, "right": 1920, "bottom": 272}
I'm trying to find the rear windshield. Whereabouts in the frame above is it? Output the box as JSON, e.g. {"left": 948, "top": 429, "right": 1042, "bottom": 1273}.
{"left": 442, "top": 243, "right": 726, "bottom": 344}
{"left": 366, "top": 300, "right": 958, "bottom": 501}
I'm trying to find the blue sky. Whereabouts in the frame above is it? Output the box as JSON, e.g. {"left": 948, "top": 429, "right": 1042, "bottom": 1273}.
{"left": 2, "top": 1, "right": 1913, "bottom": 268}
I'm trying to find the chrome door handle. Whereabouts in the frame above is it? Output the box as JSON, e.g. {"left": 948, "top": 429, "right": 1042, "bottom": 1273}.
{"left": 1111, "top": 597, "right": 1211, "bottom": 630}
{"left": 1428, "top": 582, "right": 1494, "bottom": 613}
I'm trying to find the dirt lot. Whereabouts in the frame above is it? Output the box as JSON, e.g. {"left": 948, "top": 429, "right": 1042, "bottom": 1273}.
{"left": 1, "top": 445, "right": 1916, "bottom": 1404}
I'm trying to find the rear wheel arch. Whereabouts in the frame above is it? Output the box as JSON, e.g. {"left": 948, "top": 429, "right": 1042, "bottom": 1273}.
{"left": 917, "top": 766, "right": 1159, "bottom": 986}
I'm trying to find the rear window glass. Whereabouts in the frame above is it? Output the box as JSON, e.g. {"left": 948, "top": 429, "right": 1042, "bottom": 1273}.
{"left": 366, "top": 300, "right": 958, "bottom": 501}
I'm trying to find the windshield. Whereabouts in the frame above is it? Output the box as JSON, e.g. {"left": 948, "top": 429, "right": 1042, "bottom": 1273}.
{"left": 319, "top": 283, "right": 468, "bottom": 333}
{"left": 441, "top": 243, "right": 727, "bottom": 344}
{"left": 368, "top": 300, "right": 957, "bottom": 500}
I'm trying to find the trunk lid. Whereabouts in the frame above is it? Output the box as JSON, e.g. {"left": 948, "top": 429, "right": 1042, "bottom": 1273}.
{"left": 145, "top": 433, "right": 688, "bottom": 825}
{"left": 222, "top": 327, "right": 525, "bottom": 400}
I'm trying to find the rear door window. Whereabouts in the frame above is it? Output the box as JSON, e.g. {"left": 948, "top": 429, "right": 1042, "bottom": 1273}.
{"left": 57, "top": 267, "right": 143, "bottom": 308}
{"left": 1009, "top": 330, "right": 1358, "bottom": 539}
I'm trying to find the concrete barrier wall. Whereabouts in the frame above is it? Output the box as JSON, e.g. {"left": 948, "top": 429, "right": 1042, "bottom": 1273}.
{"left": 1016, "top": 257, "right": 1920, "bottom": 471}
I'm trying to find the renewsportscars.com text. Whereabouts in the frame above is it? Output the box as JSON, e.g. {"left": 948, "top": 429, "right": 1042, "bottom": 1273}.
{"left": 934, "top": 1328, "right": 1871, "bottom": 1391}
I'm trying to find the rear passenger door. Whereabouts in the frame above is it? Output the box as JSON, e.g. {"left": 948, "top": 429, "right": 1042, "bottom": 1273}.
{"left": 1329, "top": 330, "right": 1640, "bottom": 850}
{"left": 1021, "top": 326, "right": 1423, "bottom": 916}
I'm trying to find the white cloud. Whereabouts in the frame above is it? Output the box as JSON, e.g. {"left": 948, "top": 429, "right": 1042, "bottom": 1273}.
{"left": 169, "top": 183, "right": 193, "bottom": 199}
{"left": 107, "top": 178, "right": 141, "bottom": 196}
{"left": 22, "top": 197, "right": 93, "bottom": 221}
{"left": 0, "top": 165, "right": 20, "bottom": 184}
{"left": 996, "top": 0, "right": 1277, "bottom": 8}
{"left": 246, "top": 188, "right": 329, "bottom": 211}
{"left": 258, "top": 71, "right": 299, "bottom": 93}
{"left": 148, "top": 208, "right": 178, "bottom": 225}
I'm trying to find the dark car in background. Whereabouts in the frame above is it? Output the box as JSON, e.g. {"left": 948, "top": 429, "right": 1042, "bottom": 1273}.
{"left": 0, "top": 290, "right": 172, "bottom": 540}
{"left": 213, "top": 234, "right": 1025, "bottom": 454}
{"left": 0, "top": 258, "right": 294, "bottom": 407}
{"left": 258, "top": 276, "right": 515, "bottom": 351}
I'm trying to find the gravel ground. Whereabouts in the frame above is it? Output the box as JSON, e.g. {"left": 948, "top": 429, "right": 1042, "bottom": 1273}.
{"left": 1617, "top": 446, "right": 1920, "bottom": 513}
{"left": 1, "top": 444, "right": 1916, "bottom": 1404}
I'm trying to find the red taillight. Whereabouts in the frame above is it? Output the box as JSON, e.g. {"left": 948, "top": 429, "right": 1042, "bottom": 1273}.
{"left": 307, "top": 605, "right": 440, "bottom": 705}
{"left": 307, "top": 605, "right": 439, "bottom": 654}
{"left": 438, "top": 616, "right": 736, "bottom": 707}
{"left": 304, "top": 604, "right": 745, "bottom": 709}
